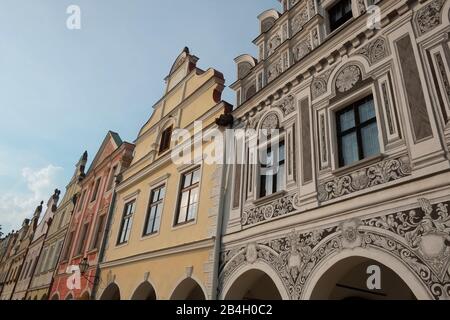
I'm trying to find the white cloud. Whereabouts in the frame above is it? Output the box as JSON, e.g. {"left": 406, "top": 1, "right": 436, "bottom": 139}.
{"left": 0, "top": 165, "right": 64, "bottom": 235}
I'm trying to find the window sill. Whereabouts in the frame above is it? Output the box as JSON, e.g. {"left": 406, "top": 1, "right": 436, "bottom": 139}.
{"left": 326, "top": 17, "right": 354, "bottom": 40}
{"left": 332, "top": 154, "right": 384, "bottom": 176}
{"left": 253, "top": 190, "right": 287, "bottom": 206}
{"left": 86, "top": 248, "right": 98, "bottom": 255}
{"left": 141, "top": 231, "right": 160, "bottom": 240}
{"left": 115, "top": 242, "right": 129, "bottom": 249}
{"left": 172, "top": 219, "right": 197, "bottom": 230}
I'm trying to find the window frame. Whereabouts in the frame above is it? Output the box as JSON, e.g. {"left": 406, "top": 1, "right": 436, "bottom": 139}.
{"left": 159, "top": 125, "right": 173, "bottom": 154}
{"left": 143, "top": 185, "right": 166, "bottom": 237}
{"left": 117, "top": 200, "right": 136, "bottom": 245}
{"left": 90, "top": 214, "right": 106, "bottom": 251}
{"left": 335, "top": 94, "right": 381, "bottom": 168}
{"left": 174, "top": 167, "right": 201, "bottom": 227}
{"left": 258, "top": 139, "right": 286, "bottom": 199}
{"left": 90, "top": 178, "right": 102, "bottom": 203}
{"left": 106, "top": 166, "right": 118, "bottom": 192}
{"left": 76, "top": 222, "right": 90, "bottom": 256}
{"left": 327, "top": 0, "right": 353, "bottom": 33}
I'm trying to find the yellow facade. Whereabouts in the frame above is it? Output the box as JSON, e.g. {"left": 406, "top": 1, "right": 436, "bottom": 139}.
{"left": 97, "top": 48, "right": 230, "bottom": 300}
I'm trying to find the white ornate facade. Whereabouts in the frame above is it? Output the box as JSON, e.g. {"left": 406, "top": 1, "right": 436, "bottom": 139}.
{"left": 222, "top": 0, "right": 450, "bottom": 300}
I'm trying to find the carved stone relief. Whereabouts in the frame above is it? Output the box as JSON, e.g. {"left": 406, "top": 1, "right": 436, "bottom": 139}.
{"left": 275, "top": 95, "right": 296, "bottom": 116}
{"left": 291, "top": 9, "right": 309, "bottom": 35}
{"left": 242, "top": 193, "right": 296, "bottom": 227}
{"left": 268, "top": 34, "right": 282, "bottom": 56}
{"left": 318, "top": 155, "right": 412, "bottom": 202}
{"left": 292, "top": 36, "right": 312, "bottom": 63}
{"left": 356, "top": 37, "right": 388, "bottom": 65}
{"left": 414, "top": 0, "right": 446, "bottom": 36}
{"left": 311, "top": 67, "right": 335, "bottom": 100}
{"left": 261, "top": 113, "right": 280, "bottom": 131}
{"left": 335, "top": 65, "right": 362, "bottom": 93}
{"left": 220, "top": 198, "right": 450, "bottom": 300}
{"left": 267, "top": 58, "right": 283, "bottom": 82}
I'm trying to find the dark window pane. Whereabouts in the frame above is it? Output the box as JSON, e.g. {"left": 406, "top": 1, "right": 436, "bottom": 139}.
{"left": 339, "top": 109, "right": 356, "bottom": 131}
{"left": 361, "top": 122, "right": 380, "bottom": 157}
{"left": 359, "top": 99, "right": 377, "bottom": 123}
{"left": 158, "top": 187, "right": 165, "bottom": 201}
{"left": 191, "top": 169, "right": 200, "bottom": 184}
{"left": 341, "top": 132, "right": 359, "bottom": 166}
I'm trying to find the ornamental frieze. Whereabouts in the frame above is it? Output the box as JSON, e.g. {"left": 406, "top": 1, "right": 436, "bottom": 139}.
{"left": 318, "top": 155, "right": 411, "bottom": 202}
{"left": 241, "top": 193, "right": 296, "bottom": 227}
{"left": 220, "top": 198, "right": 450, "bottom": 300}
{"left": 414, "top": 0, "right": 446, "bottom": 36}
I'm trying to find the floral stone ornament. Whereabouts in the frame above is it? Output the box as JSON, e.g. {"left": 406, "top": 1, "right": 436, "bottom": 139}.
{"left": 336, "top": 65, "right": 362, "bottom": 93}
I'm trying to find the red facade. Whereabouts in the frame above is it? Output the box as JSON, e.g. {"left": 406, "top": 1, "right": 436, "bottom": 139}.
{"left": 49, "top": 132, "right": 134, "bottom": 300}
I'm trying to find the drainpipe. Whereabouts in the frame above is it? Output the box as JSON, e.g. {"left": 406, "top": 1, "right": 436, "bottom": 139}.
{"left": 211, "top": 162, "right": 230, "bottom": 300}
{"left": 211, "top": 110, "right": 233, "bottom": 300}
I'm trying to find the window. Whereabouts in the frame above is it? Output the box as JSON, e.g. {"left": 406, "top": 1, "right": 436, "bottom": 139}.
{"left": 159, "top": 126, "right": 173, "bottom": 154}
{"left": 259, "top": 141, "right": 286, "bottom": 198}
{"left": 63, "top": 231, "right": 75, "bottom": 260}
{"left": 336, "top": 95, "right": 380, "bottom": 167}
{"left": 29, "top": 259, "right": 38, "bottom": 277}
{"left": 106, "top": 166, "right": 118, "bottom": 191}
{"left": 90, "top": 178, "right": 101, "bottom": 202}
{"left": 144, "top": 185, "right": 165, "bottom": 236}
{"left": 117, "top": 201, "right": 135, "bottom": 244}
{"left": 57, "top": 210, "right": 66, "bottom": 230}
{"left": 19, "top": 262, "right": 28, "bottom": 280}
{"left": 91, "top": 214, "right": 106, "bottom": 250}
{"left": 44, "top": 246, "right": 55, "bottom": 272}
{"left": 76, "top": 223, "right": 90, "bottom": 255}
{"left": 52, "top": 240, "right": 64, "bottom": 270}
{"left": 328, "top": 0, "right": 353, "bottom": 32}
{"left": 175, "top": 168, "right": 200, "bottom": 225}
{"left": 78, "top": 190, "right": 86, "bottom": 212}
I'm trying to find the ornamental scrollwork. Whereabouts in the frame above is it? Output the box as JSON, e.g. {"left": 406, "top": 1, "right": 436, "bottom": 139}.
{"left": 275, "top": 95, "right": 295, "bottom": 116}
{"left": 292, "top": 36, "right": 312, "bottom": 63}
{"left": 242, "top": 194, "right": 296, "bottom": 227}
{"left": 318, "top": 155, "right": 411, "bottom": 202}
{"left": 267, "top": 59, "right": 283, "bottom": 83}
{"left": 220, "top": 198, "right": 450, "bottom": 300}
{"left": 414, "top": 0, "right": 445, "bottom": 36}
{"left": 311, "top": 67, "right": 335, "bottom": 100}
{"left": 291, "top": 8, "right": 308, "bottom": 35}
{"left": 356, "top": 37, "right": 388, "bottom": 65}
{"left": 260, "top": 113, "right": 280, "bottom": 130}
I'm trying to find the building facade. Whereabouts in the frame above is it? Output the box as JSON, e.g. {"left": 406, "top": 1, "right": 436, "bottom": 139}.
{"left": 27, "top": 152, "right": 87, "bottom": 300}
{"left": 219, "top": 0, "right": 450, "bottom": 300}
{"left": 96, "top": 48, "right": 231, "bottom": 300}
{"left": 12, "top": 190, "right": 61, "bottom": 300}
{"left": 0, "top": 232, "right": 18, "bottom": 297}
{"left": 49, "top": 132, "right": 134, "bottom": 300}
{"left": 0, "top": 204, "right": 42, "bottom": 300}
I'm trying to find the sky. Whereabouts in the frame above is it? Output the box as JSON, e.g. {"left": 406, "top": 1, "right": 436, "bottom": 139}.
{"left": 0, "top": 0, "right": 278, "bottom": 235}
